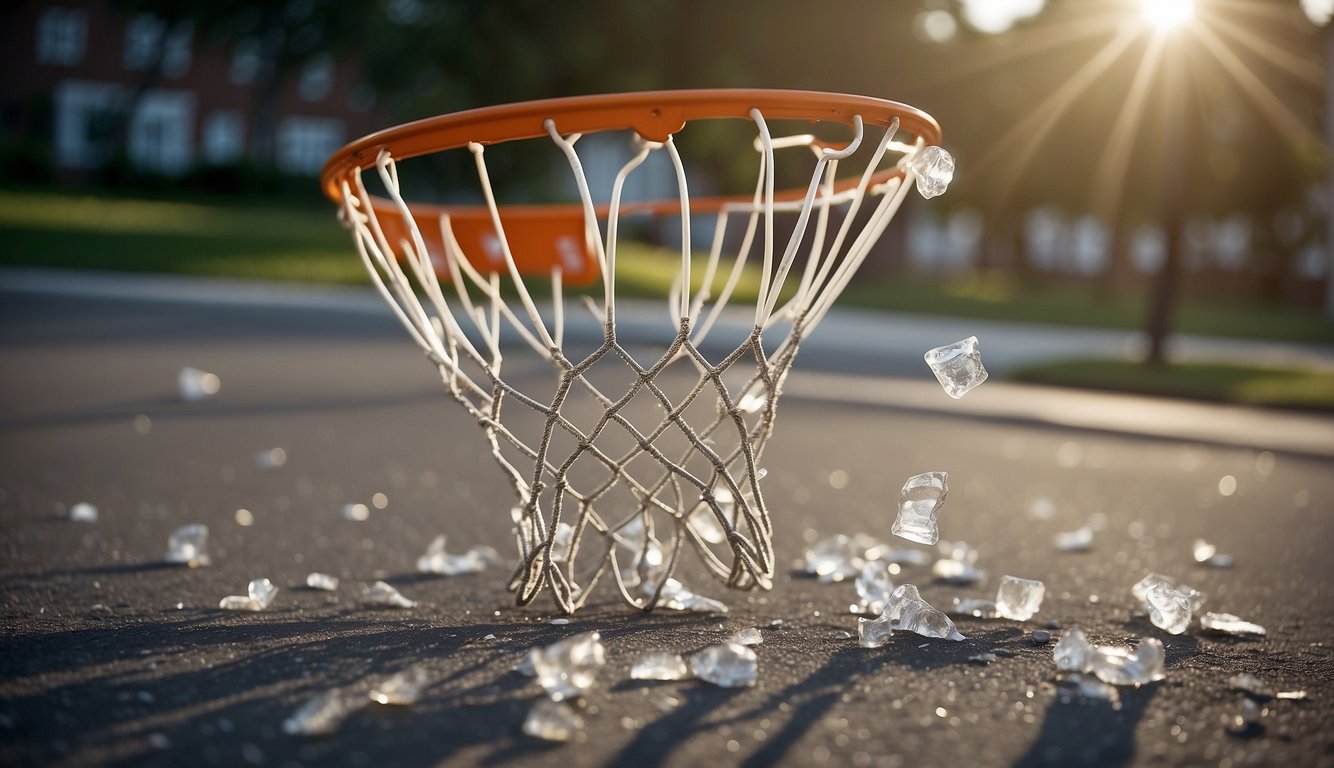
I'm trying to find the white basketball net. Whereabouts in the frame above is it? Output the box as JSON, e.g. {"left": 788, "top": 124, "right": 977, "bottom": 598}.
{"left": 335, "top": 108, "right": 938, "bottom": 614}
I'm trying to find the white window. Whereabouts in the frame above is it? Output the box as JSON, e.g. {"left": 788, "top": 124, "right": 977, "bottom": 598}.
{"left": 54, "top": 80, "right": 121, "bottom": 169}
{"left": 230, "top": 37, "right": 262, "bottom": 85}
{"left": 124, "top": 16, "right": 192, "bottom": 77}
{"left": 298, "top": 54, "right": 335, "bottom": 102}
{"left": 127, "top": 91, "right": 196, "bottom": 176}
{"left": 203, "top": 111, "right": 245, "bottom": 165}
{"left": 276, "top": 116, "right": 343, "bottom": 175}
{"left": 38, "top": 7, "right": 88, "bottom": 66}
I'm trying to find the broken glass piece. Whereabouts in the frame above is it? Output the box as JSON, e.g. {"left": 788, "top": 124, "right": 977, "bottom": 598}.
{"left": 1090, "top": 638, "right": 1165, "bottom": 686}
{"left": 689, "top": 642, "right": 758, "bottom": 687}
{"left": 341, "top": 503, "right": 369, "bottom": 521}
{"left": 255, "top": 448, "right": 287, "bottom": 470}
{"left": 1275, "top": 690, "right": 1307, "bottom": 700}
{"left": 650, "top": 578, "right": 728, "bottom": 613}
{"left": 1068, "top": 673, "right": 1120, "bottom": 704}
{"left": 923, "top": 337, "right": 986, "bottom": 399}
{"left": 630, "top": 652, "right": 690, "bottom": 681}
{"left": 1228, "top": 673, "right": 1274, "bottom": 697}
{"left": 996, "top": 576, "right": 1045, "bottom": 621}
{"left": 282, "top": 691, "right": 353, "bottom": 737}
{"left": 951, "top": 597, "right": 999, "bottom": 619}
{"left": 857, "top": 615, "right": 893, "bottom": 648}
{"left": 932, "top": 539, "right": 983, "bottom": 584}
{"left": 530, "top": 631, "right": 606, "bottom": 701}
{"left": 893, "top": 471, "right": 948, "bottom": 545}
{"left": 866, "top": 584, "right": 965, "bottom": 641}
{"left": 730, "top": 627, "right": 764, "bottom": 646}
{"left": 69, "top": 502, "right": 97, "bottom": 523}
{"left": 178, "top": 367, "right": 221, "bottom": 401}
{"left": 364, "top": 581, "right": 415, "bottom": 608}
{"left": 1146, "top": 582, "right": 1192, "bottom": 635}
{"left": 165, "top": 524, "right": 210, "bottom": 567}
{"left": 1053, "top": 526, "right": 1094, "bottom": 552}
{"left": 1193, "top": 539, "right": 1234, "bottom": 568}
{"left": 855, "top": 560, "right": 895, "bottom": 615}
{"left": 523, "top": 699, "right": 583, "bottom": 742}
{"left": 369, "top": 666, "right": 430, "bottom": 705}
{"left": 1053, "top": 627, "right": 1094, "bottom": 672}
{"left": 911, "top": 145, "right": 955, "bottom": 199}
{"left": 306, "top": 572, "right": 339, "bottom": 591}
{"left": 805, "top": 534, "right": 863, "bottom": 583}
{"left": 416, "top": 535, "right": 501, "bottom": 576}
{"left": 1201, "top": 612, "right": 1266, "bottom": 636}
{"left": 219, "top": 578, "right": 278, "bottom": 611}
{"left": 1131, "top": 573, "right": 1173, "bottom": 603}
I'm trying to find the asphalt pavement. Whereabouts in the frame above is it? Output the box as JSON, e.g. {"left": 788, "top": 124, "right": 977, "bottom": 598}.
{"left": 1, "top": 271, "right": 1332, "bottom": 768}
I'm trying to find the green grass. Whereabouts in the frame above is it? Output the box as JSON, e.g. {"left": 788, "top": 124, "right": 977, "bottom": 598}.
{"left": 1010, "top": 358, "right": 1334, "bottom": 411}
{"left": 2, "top": 187, "right": 1331, "bottom": 345}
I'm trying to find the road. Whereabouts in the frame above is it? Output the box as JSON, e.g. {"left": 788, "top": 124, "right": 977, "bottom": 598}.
{"left": 1, "top": 275, "right": 1331, "bottom": 768}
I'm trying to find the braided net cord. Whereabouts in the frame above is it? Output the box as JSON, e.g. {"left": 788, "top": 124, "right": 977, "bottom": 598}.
{"left": 336, "top": 108, "right": 924, "bottom": 614}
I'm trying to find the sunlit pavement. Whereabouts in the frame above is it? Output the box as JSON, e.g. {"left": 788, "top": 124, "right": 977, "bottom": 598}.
{"left": 1, "top": 273, "right": 1331, "bottom": 767}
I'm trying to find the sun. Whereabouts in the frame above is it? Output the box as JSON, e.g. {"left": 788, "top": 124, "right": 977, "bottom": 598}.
{"left": 1140, "top": 0, "right": 1194, "bottom": 30}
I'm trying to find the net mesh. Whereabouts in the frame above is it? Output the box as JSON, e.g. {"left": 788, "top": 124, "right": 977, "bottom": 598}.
{"left": 334, "top": 107, "right": 927, "bottom": 614}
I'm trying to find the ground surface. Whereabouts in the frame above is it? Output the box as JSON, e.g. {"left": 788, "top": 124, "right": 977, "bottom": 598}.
{"left": 1, "top": 287, "right": 1332, "bottom": 768}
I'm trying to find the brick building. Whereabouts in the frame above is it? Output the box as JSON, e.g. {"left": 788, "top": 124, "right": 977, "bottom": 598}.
{"left": 0, "top": 0, "right": 384, "bottom": 180}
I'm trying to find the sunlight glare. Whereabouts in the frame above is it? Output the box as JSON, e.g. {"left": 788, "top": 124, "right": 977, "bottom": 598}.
{"left": 1140, "top": 0, "right": 1194, "bottom": 30}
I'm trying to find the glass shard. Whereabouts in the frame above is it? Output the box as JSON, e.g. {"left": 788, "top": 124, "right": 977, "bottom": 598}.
{"left": 923, "top": 337, "right": 986, "bottom": 399}
{"left": 165, "top": 524, "right": 210, "bottom": 567}
{"left": 869, "top": 584, "right": 965, "bottom": 641}
{"left": 1090, "top": 638, "right": 1164, "bottom": 686}
{"left": 1053, "top": 627, "right": 1094, "bottom": 672}
{"left": 530, "top": 631, "right": 606, "bottom": 701}
{"left": 1067, "top": 673, "right": 1120, "bottom": 704}
{"left": 69, "top": 502, "right": 98, "bottom": 523}
{"left": 730, "top": 627, "right": 764, "bottom": 646}
{"left": 369, "top": 665, "right": 430, "bottom": 705}
{"left": 650, "top": 578, "right": 728, "bottom": 613}
{"left": 688, "top": 642, "right": 758, "bottom": 687}
{"left": 857, "top": 615, "right": 893, "bottom": 648}
{"left": 523, "top": 699, "right": 582, "bottom": 742}
{"left": 1146, "top": 582, "right": 1192, "bottom": 635}
{"left": 1053, "top": 526, "right": 1094, "bottom": 552}
{"left": 911, "top": 145, "right": 955, "bottom": 199}
{"left": 1200, "top": 612, "right": 1265, "bottom": 636}
{"left": 854, "top": 560, "right": 895, "bottom": 615}
{"left": 416, "top": 535, "right": 500, "bottom": 576}
{"left": 1275, "top": 690, "right": 1307, "bottom": 700}
{"left": 892, "top": 472, "right": 948, "bottom": 545}
{"left": 178, "top": 367, "right": 221, "bottom": 401}
{"left": 219, "top": 578, "right": 278, "bottom": 611}
{"left": 306, "top": 572, "right": 339, "bottom": 591}
{"left": 282, "top": 691, "right": 352, "bottom": 737}
{"left": 1131, "top": 572, "right": 1173, "bottom": 603}
{"left": 932, "top": 539, "right": 983, "bottom": 584}
{"left": 630, "top": 652, "right": 690, "bottom": 681}
{"left": 364, "top": 581, "right": 416, "bottom": 608}
{"left": 995, "top": 576, "right": 1045, "bottom": 621}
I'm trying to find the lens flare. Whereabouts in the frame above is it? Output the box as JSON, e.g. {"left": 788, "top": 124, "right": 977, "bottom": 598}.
{"left": 1141, "top": 0, "right": 1194, "bottom": 30}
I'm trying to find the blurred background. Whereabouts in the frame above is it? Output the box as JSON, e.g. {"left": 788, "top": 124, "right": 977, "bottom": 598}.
{"left": 2, "top": 0, "right": 1331, "bottom": 406}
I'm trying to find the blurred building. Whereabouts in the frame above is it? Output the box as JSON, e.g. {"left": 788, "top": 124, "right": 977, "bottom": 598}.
{"left": 0, "top": 0, "right": 383, "bottom": 181}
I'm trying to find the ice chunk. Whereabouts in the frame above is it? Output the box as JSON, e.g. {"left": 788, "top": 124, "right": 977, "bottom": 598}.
{"left": 854, "top": 560, "right": 895, "bottom": 615}
{"left": 804, "top": 534, "right": 863, "bottom": 583}
{"left": 165, "top": 524, "right": 210, "bottom": 567}
{"left": 369, "top": 666, "right": 430, "bottom": 705}
{"left": 1131, "top": 572, "right": 1172, "bottom": 603}
{"left": 1053, "top": 526, "right": 1094, "bottom": 552}
{"left": 1146, "top": 582, "right": 1192, "bottom": 634}
{"left": 523, "top": 699, "right": 583, "bottom": 742}
{"left": 416, "top": 535, "right": 501, "bottom": 576}
{"left": 689, "top": 642, "right": 758, "bottom": 687}
{"left": 911, "top": 145, "right": 955, "bottom": 199}
{"left": 364, "top": 581, "right": 416, "bottom": 608}
{"left": 730, "top": 627, "right": 764, "bottom": 646}
{"left": 69, "top": 502, "right": 98, "bottom": 523}
{"left": 892, "top": 472, "right": 948, "bottom": 545}
{"left": 306, "top": 572, "right": 339, "bottom": 591}
{"left": 341, "top": 503, "right": 369, "bottom": 521}
{"left": 651, "top": 578, "right": 728, "bottom": 613}
{"left": 630, "top": 652, "right": 690, "bottom": 681}
{"left": 282, "top": 691, "right": 353, "bottom": 737}
{"left": 1228, "top": 673, "right": 1274, "bottom": 697}
{"left": 255, "top": 448, "right": 287, "bottom": 470}
{"left": 1201, "top": 612, "right": 1265, "bottom": 636}
{"left": 1053, "top": 627, "right": 1094, "bottom": 672}
{"left": 219, "top": 578, "right": 278, "bottom": 611}
{"left": 996, "top": 576, "right": 1045, "bottom": 621}
{"left": 1193, "top": 539, "right": 1234, "bottom": 568}
{"left": 864, "top": 584, "right": 965, "bottom": 642}
{"left": 1090, "top": 638, "right": 1165, "bottom": 686}
{"left": 954, "top": 597, "right": 1000, "bottom": 618}
{"left": 923, "top": 337, "right": 987, "bottom": 399}
{"left": 178, "top": 367, "right": 221, "bottom": 401}
{"left": 857, "top": 615, "right": 893, "bottom": 648}
{"left": 529, "top": 631, "right": 606, "bottom": 701}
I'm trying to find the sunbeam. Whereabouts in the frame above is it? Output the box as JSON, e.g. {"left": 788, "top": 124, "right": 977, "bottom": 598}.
{"left": 1091, "top": 34, "right": 1168, "bottom": 217}
{"left": 1207, "top": 12, "right": 1323, "bottom": 88}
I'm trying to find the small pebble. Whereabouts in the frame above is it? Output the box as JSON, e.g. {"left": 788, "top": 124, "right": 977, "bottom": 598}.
{"left": 1032, "top": 629, "right": 1052, "bottom": 644}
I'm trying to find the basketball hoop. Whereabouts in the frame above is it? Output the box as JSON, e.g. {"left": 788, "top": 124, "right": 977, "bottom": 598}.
{"left": 321, "top": 89, "right": 952, "bottom": 614}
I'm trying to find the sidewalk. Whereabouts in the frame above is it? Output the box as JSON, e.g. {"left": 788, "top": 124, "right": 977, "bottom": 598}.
{"left": 4, "top": 267, "right": 1332, "bottom": 458}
